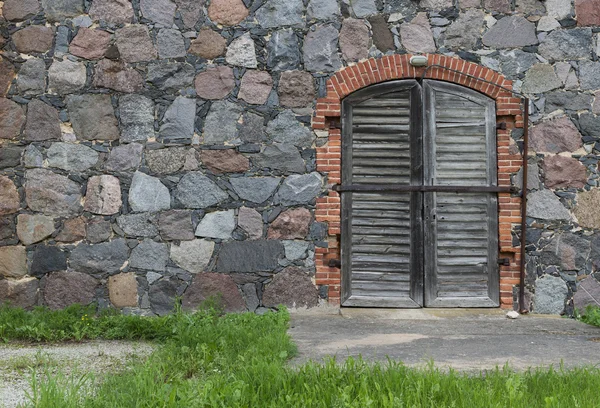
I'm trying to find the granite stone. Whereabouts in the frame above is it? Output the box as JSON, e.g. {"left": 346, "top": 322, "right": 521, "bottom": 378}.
{"left": 25, "top": 169, "right": 82, "bottom": 217}
{"left": 44, "top": 271, "right": 97, "bottom": 310}
{"left": 69, "top": 239, "right": 129, "bottom": 275}
{"left": 195, "top": 209, "right": 236, "bottom": 239}
{"left": 17, "top": 59, "right": 46, "bottom": 96}
{"left": 0, "top": 99, "right": 25, "bottom": 140}
{"left": 47, "top": 142, "right": 99, "bottom": 172}
{"left": 230, "top": 177, "right": 280, "bottom": 203}
{"left": 67, "top": 94, "right": 119, "bottom": 141}
{"left": 84, "top": 175, "right": 122, "bottom": 215}
{"left": 129, "top": 171, "right": 171, "bottom": 212}
{"left": 174, "top": 172, "right": 228, "bottom": 209}
{"left": 170, "top": 239, "right": 214, "bottom": 273}
{"left": 16, "top": 214, "right": 55, "bottom": 245}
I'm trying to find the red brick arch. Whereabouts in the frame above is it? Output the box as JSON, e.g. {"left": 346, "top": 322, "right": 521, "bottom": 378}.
{"left": 312, "top": 54, "right": 524, "bottom": 308}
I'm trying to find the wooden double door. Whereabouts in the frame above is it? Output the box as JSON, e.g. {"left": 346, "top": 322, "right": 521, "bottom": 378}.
{"left": 340, "top": 79, "right": 499, "bottom": 308}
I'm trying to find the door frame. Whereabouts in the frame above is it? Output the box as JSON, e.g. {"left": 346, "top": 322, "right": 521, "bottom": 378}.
{"left": 312, "top": 54, "right": 523, "bottom": 309}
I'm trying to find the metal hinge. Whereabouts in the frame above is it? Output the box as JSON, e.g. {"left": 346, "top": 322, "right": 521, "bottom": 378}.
{"left": 328, "top": 259, "right": 341, "bottom": 268}
{"left": 498, "top": 258, "right": 510, "bottom": 266}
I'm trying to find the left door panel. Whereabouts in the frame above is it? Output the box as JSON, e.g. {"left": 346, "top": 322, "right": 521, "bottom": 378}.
{"left": 341, "top": 80, "right": 423, "bottom": 307}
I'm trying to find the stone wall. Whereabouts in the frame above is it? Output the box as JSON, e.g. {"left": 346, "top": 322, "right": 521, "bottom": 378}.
{"left": 0, "top": 0, "right": 600, "bottom": 315}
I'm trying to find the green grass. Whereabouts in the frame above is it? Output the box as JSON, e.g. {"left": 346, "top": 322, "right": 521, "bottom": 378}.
{"left": 577, "top": 305, "right": 600, "bottom": 328}
{"left": 1, "top": 304, "right": 600, "bottom": 407}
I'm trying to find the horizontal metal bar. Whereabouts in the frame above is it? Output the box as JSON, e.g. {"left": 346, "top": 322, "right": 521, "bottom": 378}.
{"left": 332, "top": 184, "right": 518, "bottom": 194}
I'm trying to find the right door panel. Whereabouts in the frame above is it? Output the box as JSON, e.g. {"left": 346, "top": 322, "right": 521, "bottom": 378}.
{"left": 423, "top": 80, "right": 499, "bottom": 307}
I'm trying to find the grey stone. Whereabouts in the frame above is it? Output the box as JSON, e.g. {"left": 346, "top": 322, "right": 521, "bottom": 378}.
{"left": 47, "top": 142, "right": 99, "bottom": 172}
{"left": 307, "top": 0, "right": 340, "bottom": 20}
{"left": 546, "top": 0, "right": 572, "bottom": 19}
{"left": 368, "top": 14, "right": 395, "bottom": 52}
{"left": 2, "top": 0, "right": 40, "bottom": 21}
{"left": 215, "top": 240, "right": 284, "bottom": 272}
{"left": 93, "top": 59, "right": 144, "bottom": 93}
{"left": 521, "top": 64, "right": 562, "bottom": 94}
{"left": 239, "top": 112, "right": 266, "bottom": 143}
{"left": 22, "top": 145, "right": 43, "bottom": 168}
{"left": 278, "top": 71, "right": 315, "bottom": 108}
{"left": 538, "top": 28, "right": 593, "bottom": 61}
{"left": 304, "top": 24, "right": 342, "bottom": 73}
{"left": 44, "top": 271, "right": 97, "bottom": 310}
{"left": 275, "top": 172, "right": 323, "bottom": 205}
{"left": 89, "top": 0, "right": 134, "bottom": 24}
{"left": 262, "top": 266, "right": 318, "bottom": 308}
{"left": 174, "top": 172, "right": 228, "bottom": 209}
{"left": 146, "top": 147, "right": 187, "bottom": 174}
{"left": 67, "top": 94, "right": 119, "bottom": 141}
{"left": 527, "top": 190, "right": 571, "bottom": 221}
{"left": 0, "top": 246, "right": 27, "bottom": 278}
{"left": 268, "top": 110, "right": 315, "bottom": 148}
{"left": 195, "top": 209, "right": 235, "bottom": 239}
{"left": 256, "top": 0, "right": 304, "bottom": 28}
{"left": 445, "top": 9, "right": 488, "bottom": 50}
{"left": 157, "top": 29, "right": 187, "bottom": 59}
{"left": 158, "top": 210, "right": 194, "bottom": 240}
{"left": 48, "top": 59, "right": 87, "bottom": 95}
{"left": 115, "top": 25, "right": 157, "bottom": 63}
{"left": 420, "top": 0, "right": 453, "bottom": 7}
{"left": 349, "top": 0, "right": 377, "bottom": 17}
{"left": 146, "top": 271, "right": 162, "bottom": 285}
{"left": 41, "top": 0, "right": 83, "bottom": 22}
{"left": 25, "top": 169, "right": 82, "bottom": 217}
{"left": 497, "top": 50, "right": 537, "bottom": 79}
{"left": 203, "top": 100, "right": 243, "bottom": 145}
{"left": 0, "top": 146, "right": 22, "bottom": 169}
{"left": 579, "top": 113, "right": 600, "bottom": 137}
{"left": 13, "top": 25, "right": 54, "bottom": 54}
{"left": 194, "top": 66, "right": 235, "bottom": 100}
{"left": 254, "top": 144, "right": 305, "bottom": 174}
{"left": 105, "top": 143, "right": 144, "bottom": 172}
{"left": 0, "top": 176, "right": 19, "bottom": 216}
{"left": 17, "top": 59, "right": 46, "bottom": 96}
{"left": 573, "top": 276, "right": 600, "bottom": 311}
{"left": 0, "top": 98, "right": 25, "bottom": 140}
{"left": 24, "top": 100, "right": 61, "bottom": 142}
{"left": 117, "top": 213, "right": 158, "bottom": 237}
{"left": 17, "top": 214, "right": 55, "bottom": 245}
{"left": 283, "top": 240, "right": 309, "bottom": 260}
{"left": 170, "top": 239, "right": 214, "bottom": 273}
{"left": 530, "top": 117, "right": 582, "bottom": 153}
{"left": 545, "top": 91, "right": 593, "bottom": 112}
{"left": 541, "top": 232, "right": 590, "bottom": 271}
{"left": 129, "top": 171, "right": 171, "bottom": 212}
{"left": 339, "top": 18, "right": 370, "bottom": 63}
{"left": 238, "top": 70, "right": 273, "bottom": 105}
{"left": 482, "top": 16, "right": 538, "bottom": 48}
{"left": 119, "top": 95, "right": 155, "bottom": 143}
{"left": 0, "top": 216, "right": 15, "bottom": 241}
{"left": 400, "top": 12, "right": 436, "bottom": 53}
{"left": 140, "top": 0, "right": 176, "bottom": 27}
{"left": 238, "top": 207, "right": 263, "bottom": 240}
{"left": 182, "top": 273, "right": 246, "bottom": 312}
{"left": 30, "top": 245, "right": 67, "bottom": 277}
{"left": 225, "top": 33, "right": 257, "bottom": 68}
{"left": 242, "top": 283, "right": 259, "bottom": 312}
{"left": 579, "top": 61, "right": 600, "bottom": 91}
{"left": 158, "top": 96, "right": 196, "bottom": 142}
{"left": 515, "top": 163, "right": 541, "bottom": 190}
{"left": 86, "top": 218, "right": 111, "bottom": 243}
{"left": 230, "top": 177, "right": 280, "bottom": 203}
{"left": 537, "top": 16, "right": 561, "bottom": 32}
{"left": 0, "top": 278, "right": 38, "bottom": 309}
{"left": 174, "top": 0, "right": 204, "bottom": 27}
{"left": 130, "top": 239, "right": 169, "bottom": 271}
{"left": 69, "top": 239, "right": 129, "bottom": 275}
{"left": 533, "top": 275, "right": 568, "bottom": 314}
{"left": 267, "top": 29, "right": 301, "bottom": 71}
{"left": 147, "top": 61, "right": 195, "bottom": 93}
{"left": 149, "top": 278, "right": 177, "bottom": 315}
{"left": 384, "top": 0, "right": 418, "bottom": 16}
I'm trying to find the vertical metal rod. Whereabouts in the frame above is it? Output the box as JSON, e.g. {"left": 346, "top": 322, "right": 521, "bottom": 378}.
{"left": 519, "top": 98, "right": 529, "bottom": 314}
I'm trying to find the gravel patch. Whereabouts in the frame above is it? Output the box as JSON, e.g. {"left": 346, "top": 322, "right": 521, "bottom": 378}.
{"left": 0, "top": 340, "right": 154, "bottom": 408}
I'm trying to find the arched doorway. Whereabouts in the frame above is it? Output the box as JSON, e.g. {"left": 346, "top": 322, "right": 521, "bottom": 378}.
{"left": 339, "top": 79, "right": 498, "bottom": 307}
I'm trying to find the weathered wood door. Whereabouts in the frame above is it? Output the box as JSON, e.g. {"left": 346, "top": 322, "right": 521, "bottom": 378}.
{"left": 340, "top": 79, "right": 499, "bottom": 308}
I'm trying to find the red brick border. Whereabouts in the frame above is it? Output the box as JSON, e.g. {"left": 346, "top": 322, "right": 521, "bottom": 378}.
{"left": 313, "top": 54, "right": 523, "bottom": 308}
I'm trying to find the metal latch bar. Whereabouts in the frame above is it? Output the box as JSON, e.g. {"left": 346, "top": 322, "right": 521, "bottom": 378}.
{"left": 332, "top": 184, "right": 518, "bottom": 194}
